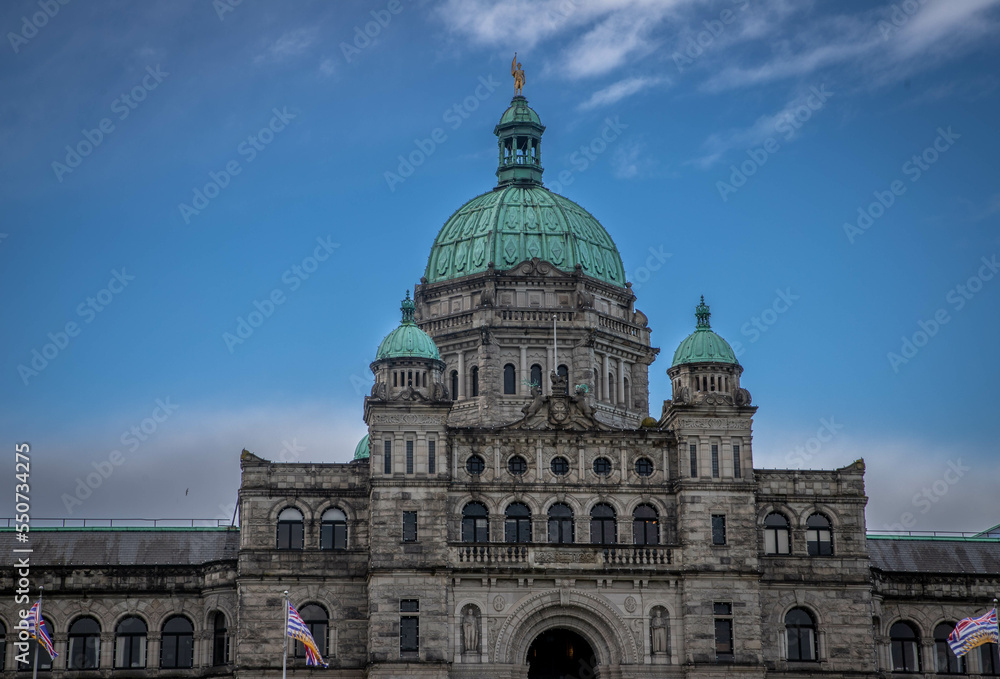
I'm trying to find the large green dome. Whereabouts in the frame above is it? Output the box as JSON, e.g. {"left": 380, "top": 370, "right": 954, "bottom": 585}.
{"left": 353, "top": 434, "right": 370, "bottom": 460}
{"left": 375, "top": 292, "right": 441, "bottom": 361}
{"left": 423, "top": 96, "right": 627, "bottom": 289}
{"left": 672, "top": 297, "right": 739, "bottom": 368}
{"left": 424, "top": 185, "right": 627, "bottom": 287}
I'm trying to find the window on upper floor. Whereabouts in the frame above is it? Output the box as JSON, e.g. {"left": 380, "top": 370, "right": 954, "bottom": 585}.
{"left": 550, "top": 456, "right": 569, "bottom": 476}
{"left": 277, "top": 507, "right": 304, "bottom": 550}
{"left": 733, "top": 444, "right": 742, "bottom": 479}
{"left": 503, "top": 363, "right": 517, "bottom": 394}
{"left": 403, "top": 511, "right": 418, "bottom": 542}
{"left": 321, "top": 508, "right": 347, "bottom": 550}
{"left": 505, "top": 502, "right": 532, "bottom": 543}
{"left": 806, "top": 513, "right": 833, "bottom": 556}
{"left": 714, "top": 603, "right": 734, "bottom": 663}
{"left": 114, "top": 616, "right": 147, "bottom": 669}
{"left": 633, "top": 504, "right": 659, "bottom": 546}
{"left": 623, "top": 377, "right": 631, "bottom": 408}
{"left": 508, "top": 455, "right": 527, "bottom": 476}
{"left": 462, "top": 502, "right": 489, "bottom": 543}
{"left": 763, "top": 512, "right": 791, "bottom": 555}
{"left": 934, "top": 623, "right": 965, "bottom": 674}
{"left": 213, "top": 612, "right": 230, "bottom": 666}
{"left": 530, "top": 364, "right": 543, "bottom": 389}
{"left": 547, "top": 503, "right": 574, "bottom": 543}
{"left": 26, "top": 617, "right": 54, "bottom": 671}
{"left": 890, "top": 621, "right": 921, "bottom": 673}
{"left": 785, "top": 608, "right": 817, "bottom": 661}
{"left": 711, "top": 515, "right": 726, "bottom": 545}
{"left": 590, "top": 503, "right": 617, "bottom": 544}
{"left": 689, "top": 444, "right": 698, "bottom": 478}
{"left": 466, "top": 454, "right": 485, "bottom": 475}
{"left": 471, "top": 366, "right": 479, "bottom": 397}
{"left": 981, "top": 643, "right": 999, "bottom": 676}
{"left": 68, "top": 616, "right": 101, "bottom": 669}
{"left": 294, "top": 605, "right": 328, "bottom": 660}
{"left": 635, "top": 457, "right": 654, "bottom": 477}
{"left": 593, "top": 456, "right": 611, "bottom": 476}
{"left": 557, "top": 364, "right": 569, "bottom": 394}
{"left": 451, "top": 370, "right": 459, "bottom": 399}
{"left": 400, "top": 600, "right": 419, "bottom": 654}
{"left": 428, "top": 440, "right": 436, "bottom": 475}
{"left": 384, "top": 440, "right": 392, "bottom": 474}
{"left": 160, "top": 616, "right": 194, "bottom": 669}
{"left": 711, "top": 444, "right": 720, "bottom": 478}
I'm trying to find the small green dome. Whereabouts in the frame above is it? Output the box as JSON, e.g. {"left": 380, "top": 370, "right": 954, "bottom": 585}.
{"left": 498, "top": 97, "right": 541, "bottom": 126}
{"left": 671, "top": 297, "right": 739, "bottom": 368}
{"left": 375, "top": 292, "right": 441, "bottom": 361}
{"left": 424, "top": 186, "right": 627, "bottom": 288}
{"left": 353, "top": 434, "right": 370, "bottom": 460}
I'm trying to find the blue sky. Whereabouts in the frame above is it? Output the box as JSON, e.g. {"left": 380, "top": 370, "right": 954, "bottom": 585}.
{"left": 1, "top": 0, "right": 998, "bottom": 530}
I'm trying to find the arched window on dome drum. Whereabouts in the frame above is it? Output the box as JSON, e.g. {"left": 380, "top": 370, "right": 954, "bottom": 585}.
{"left": 557, "top": 365, "right": 568, "bottom": 394}
{"left": 764, "top": 512, "right": 790, "bottom": 554}
{"left": 806, "top": 514, "right": 833, "bottom": 556}
{"left": 785, "top": 608, "right": 817, "bottom": 661}
{"left": 890, "top": 621, "right": 921, "bottom": 672}
{"left": 277, "top": 507, "right": 304, "bottom": 550}
{"left": 590, "top": 503, "right": 616, "bottom": 545}
{"left": 69, "top": 616, "right": 101, "bottom": 669}
{"left": 471, "top": 366, "right": 479, "bottom": 397}
{"left": 934, "top": 623, "right": 964, "bottom": 673}
{"left": 503, "top": 364, "right": 516, "bottom": 394}
{"left": 321, "top": 508, "right": 347, "bottom": 550}
{"left": 451, "top": 370, "right": 458, "bottom": 399}
{"left": 547, "top": 503, "right": 574, "bottom": 544}
{"left": 530, "top": 364, "right": 542, "bottom": 389}
{"left": 633, "top": 504, "right": 659, "bottom": 545}
{"left": 115, "top": 616, "right": 147, "bottom": 668}
{"left": 505, "top": 502, "right": 532, "bottom": 543}
{"left": 462, "top": 502, "right": 489, "bottom": 543}
{"left": 161, "top": 616, "right": 194, "bottom": 669}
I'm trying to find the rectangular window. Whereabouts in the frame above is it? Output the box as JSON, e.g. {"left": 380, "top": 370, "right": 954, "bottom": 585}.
{"left": 982, "top": 644, "right": 999, "bottom": 675}
{"left": 406, "top": 440, "right": 414, "bottom": 474}
{"left": 711, "top": 444, "right": 720, "bottom": 478}
{"left": 384, "top": 440, "right": 392, "bottom": 474}
{"left": 428, "top": 440, "right": 436, "bottom": 474}
{"left": 712, "top": 515, "right": 727, "bottom": 545}
{"left": 689, "top": 444, "right": 698, "bottom": 478}
{"left": 402, "top": 511, "right": 417, "bottom": 542}
{"left": 733, "top": 444, "right": 741, "bottom": 479}
{"left": 714, "top": 602, "right": 734, "bottom": 662}
{"left": 400, "top": 600, "right": 419, "bottom": 654}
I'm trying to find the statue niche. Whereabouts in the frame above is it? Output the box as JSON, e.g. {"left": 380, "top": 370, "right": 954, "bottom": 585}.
{"left": 462, "top": 605, "right": 480, "bottom": 656}
{"left": 650, "top": 607, "right": 669, "bottom": 658}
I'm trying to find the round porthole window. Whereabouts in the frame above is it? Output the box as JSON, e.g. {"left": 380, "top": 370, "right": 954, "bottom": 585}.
{"left": 593, "top": 457, "right": 612, "bottom": 475}
{"left": 508, "top": 455, "right": 527, "bottom": 475}
{"left": 550, "top": 456, "right": 569, "bottom": 476}
{"left": 635, "top": 458, "right": 654, "bottom": 476}
{"left": 466, "top": 455, "right": 485, "bottom": 475}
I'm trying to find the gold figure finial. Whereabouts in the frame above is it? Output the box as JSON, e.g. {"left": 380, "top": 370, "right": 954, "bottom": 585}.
{"left": 511, "top": 52, "right": 525, "bottom": 96}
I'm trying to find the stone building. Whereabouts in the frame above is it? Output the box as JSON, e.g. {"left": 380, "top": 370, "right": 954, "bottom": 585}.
{"left": 2, "top": 94, "right": 999, "bottom": 679}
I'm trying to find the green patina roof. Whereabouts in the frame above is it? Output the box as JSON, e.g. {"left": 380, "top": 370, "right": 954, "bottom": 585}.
{"left": 424, "top": 185, "right": 627, "bottom": 287}
{"left": 671, "top": 297, "right": 739, "bottom": 368}
{"left": 353, "top": 433, "right": 370, "bottom": 460}
{"left": 375, "top": 292, "right": 441, "bottom": 360}
{"left": 499, "top": 97, "right": 542, "bottom": 126}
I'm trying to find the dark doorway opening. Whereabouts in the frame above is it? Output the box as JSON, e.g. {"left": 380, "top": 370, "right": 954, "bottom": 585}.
{"left": 527, "top": 628, "right": 597, "bottom": 679}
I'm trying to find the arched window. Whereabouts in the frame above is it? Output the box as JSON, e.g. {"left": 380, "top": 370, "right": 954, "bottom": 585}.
{"left": 590, "top": 503, "right": 617, "bottom": 544}
{"left": 785, "top": 608, "right": 817, "bottom": 661}
{"left": 471, "top": 366, "right": 479, "bottom": 397}
{"left": 161, "top": 616, "right": 194, "bottom": 669}
{"left": 277, "top": 507, "right": 304, "bottom": 550}
{"left": 594, "top": 367, "right": 602, "bottom": 398}
{"left": 633, "top": 504, "right": 659, "bottom": 545}
{"left": 68, "top": 616, "right": 101, "bottom": 669}
{"left": 451, "top": 370, "right": 458, "bottom": 399}
{"left": 764, "top": 513, "right": 791, "bottom": 554}
{"left": 530, "top": 364, "right": 542, "bottom": 389}
{"left": 609, "top": 375, "right": 616, "bottom": 404}
{"left": 934, "top": 623, "right": 964, "bottom": 674}
{"left": 114, "top": 616, "right": 147, "bottom": 668}
{"left": 213, "top": 612, "right": 229, "bottom": 666}
{"left": 623, "top": 377, "right": 631, "bottom": 408}
{"left": 806, "top": 514, "right": 833, "bottom": 555}
{"left": 503, "top": 364, "right": 516, "bottom": 394}
{"left": 557, "top": 364, "right": 569, "bottom": 394}
{"left": 981, "top": 643, "right": 999, "bottom": 676}
{"left": 505, "top": 502, "right": 532, "bottom": 543}
{"left": 29, "top": 617, "right": 55, "bottom": 670}
{"left": 321, "top": 508, "right": 347, "bottom": 550}
{"left": 547, "top": 503, "right": 574, "bottom": 544}
{"left": 890, "top": 621, "right": 921, "bottom": 672}
{"left": 462, "top": 502, "right": 489, "bottom": 543}
{"left": 294, "top": 605, "right": 329, "bottom": 659}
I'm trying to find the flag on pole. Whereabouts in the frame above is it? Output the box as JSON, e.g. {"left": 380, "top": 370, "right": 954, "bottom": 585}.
{"left": 948, "top": 608, "right": 999, "bottom": 657}
{"left": 286, "top": 602, "right": 328, "bottom": 667}
{"left": 28, "top": 601, "right": 58, "bottom": 659}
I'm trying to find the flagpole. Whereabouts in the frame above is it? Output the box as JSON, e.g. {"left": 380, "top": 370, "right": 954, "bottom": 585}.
{"left": 32, "top": 586, "right": 42, "bottom": 679}
{"left": 282, "top": 590, "right": 289, "bottom": 679}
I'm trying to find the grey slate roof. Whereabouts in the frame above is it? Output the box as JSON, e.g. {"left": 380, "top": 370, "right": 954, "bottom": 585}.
{"left": 0, "top": 529, "right": 239, "bottom": 567}
{"left": 868, "top": 537, "right": 1000, "bottom": 575}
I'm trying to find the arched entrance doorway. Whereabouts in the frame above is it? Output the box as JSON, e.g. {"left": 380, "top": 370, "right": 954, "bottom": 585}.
{"left": 527, "top": 628, "right": 597, "bottom": 679}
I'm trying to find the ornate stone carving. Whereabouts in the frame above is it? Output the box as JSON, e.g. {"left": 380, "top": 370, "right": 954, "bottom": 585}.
{"left": 509, "top": 379, "right": 609, "bottom": 432}
{"left": 734, "top": 387, "right": 753, "bottom": 406}
{"left": 371, "top": 413, "right": 442, "bottom": 425}
{"left": 676, "top": 417, "right": 750, "bottom": 430}
{"left": 392, "top": 385, "right": 428, "bottom": 402}
{"left": 492, "top": 595, "right": 506, "bottom": 612}
{"left": 624, "top": 596, "right": 637, "bottom": 613}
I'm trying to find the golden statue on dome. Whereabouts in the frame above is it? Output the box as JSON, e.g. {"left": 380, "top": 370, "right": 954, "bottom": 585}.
{"left": 511, "top": 52, "right": 525, "bottom": 96}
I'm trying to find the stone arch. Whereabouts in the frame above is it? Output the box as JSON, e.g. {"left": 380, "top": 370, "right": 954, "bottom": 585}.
{"left": 582, "top": 494, "right": 626, "bottom": 517}
{"left": 623, "top": 494, "right": 670, "bottom": 519}
{"left": 540, "top": 494, "right": 583, "bottom": 516}
{"left": 757, "top": 504, "right": 795, "bottom": 525}
{"left": 795, "top": 503, "right": 841, "bottom": 527}
{"left": 504, "top": 492, "right": 542, "bottom": 516}
{"left": 493, "top": 589, "right": 639, "bottom": 666}
{"left": 269, "top": 500, "right": 312, "bottom": 523}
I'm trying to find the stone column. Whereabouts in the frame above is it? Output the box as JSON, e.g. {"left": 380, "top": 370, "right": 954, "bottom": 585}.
{"left": 618, "top": 358, "right": 626, "bottom": 409}
{"left": 458, "top": 353, "right": 466, "bottom": 399}
{"left": 602, "top": 353, "right": 610, "bottom": 401}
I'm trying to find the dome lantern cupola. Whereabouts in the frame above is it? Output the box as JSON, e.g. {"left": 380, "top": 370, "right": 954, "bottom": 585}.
{"left": 370, "top": 292, "right": 449, "bottom": 402}
{"left": 494, "top": 96, "right": 545, "bottom": 187}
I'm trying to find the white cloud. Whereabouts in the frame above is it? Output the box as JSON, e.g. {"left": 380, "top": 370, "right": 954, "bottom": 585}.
{"left": 319, "top": 57, "right": 337, "bottom": 77}
{"left": 579, "top": 75, "right": 666, "bottom": 110}
{"left": 611, "top": 138, "right": 652, "bottom": 179}
{"left": 254, "top": 28, "right": 318, "bottom": 65}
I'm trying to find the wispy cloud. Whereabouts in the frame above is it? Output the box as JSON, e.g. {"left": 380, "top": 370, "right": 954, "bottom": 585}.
{"left": 611, "top": 138, "right": 652, "bottom": 179}
{"left": 254, "top": 27, "right": 318, "bottom": 65}
{"left": 579, "top": 76, "right": 666, "bottom": 110}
